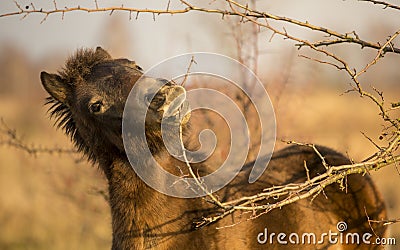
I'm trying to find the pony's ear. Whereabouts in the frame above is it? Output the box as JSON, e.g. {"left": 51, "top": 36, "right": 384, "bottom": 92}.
{"left": 40, "top": 71, "right": 71, "bottom": 105}
{"left": 95, "top": 46, "right": 112, "bottom": 60}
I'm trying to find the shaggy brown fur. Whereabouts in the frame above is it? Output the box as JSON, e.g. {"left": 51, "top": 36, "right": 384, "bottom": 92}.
{"left": 41, "top": 47, "right": 387, "bottom": 249}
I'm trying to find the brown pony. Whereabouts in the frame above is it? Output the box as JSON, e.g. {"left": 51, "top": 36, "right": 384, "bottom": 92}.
{"left": 40, "top": 47, "right": 386, "bottom": 249}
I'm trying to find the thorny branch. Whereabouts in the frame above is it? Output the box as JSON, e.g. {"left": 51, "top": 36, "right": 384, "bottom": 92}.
{"left": 1, "top": 0, "right": 399, "bottom": 227}
{"left": 150, "top": 1, "right": 399, "bottom": 227}
{"left": 1, "top": 0, "right": 400, "bottom": 54}
{"left": 0, "top": 118, "right": 77, "bottom": 156}
{"left": 191, "top": 133, "right": 400, "bottom": 228}
{"left": 222, "top": 0, "right": 399, "bottom": 132}
{"left": 178, "top": 118, "right": 228, "bottom": 209}
{"left": 369, "top": 218, "right": 400, "bottom": 226}
{"left": 357, "top": 0, "right": 400, "bottom": 11}
{"left": 175, "top": 45, "right": 399, "bottom": 228}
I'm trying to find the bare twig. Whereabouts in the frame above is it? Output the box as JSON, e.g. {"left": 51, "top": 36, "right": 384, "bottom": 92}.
{"left": 298, "top": 54, "right": 345, "bottom": 71}
{"left": 361, "top": 131, "right": 382, "bottom": 151}
{"left": 283, "top": 140, "right": 330, "bottom": 169}
{"left": 180, "top": 56, "right": 197, "bottom": 87}
{"left": 357, "top": 0, "right": 400, "bottom": 11}
{"left": 364, "top": 206, "right": 379, "bottom": 237}
{"left": 354, "top": 29, "right": 400, "bottom": 80}
{"left": 0, "top": 118, "right": 77, "bottom": 156}
{"left": 303, "top": 160, "right": 311, "bottom": 182}
{"left": 178, "top": 116, "right": 226, "bottom": 209}
{"left": 369, "top": 218, "right": 400, "bottom": 226}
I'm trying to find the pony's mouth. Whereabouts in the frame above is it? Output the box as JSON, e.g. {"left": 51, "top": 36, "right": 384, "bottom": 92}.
{"left": 161, "top": 86, "right": 190, "bottom": 124}
{"left": 150, "top": 85, "right": 191, "bottom": 125}
{"left": 163, "top": 100, "right": 191, "bottom": 125}
{"left": 161, "top": 85, "right": 186, "bottom": 117}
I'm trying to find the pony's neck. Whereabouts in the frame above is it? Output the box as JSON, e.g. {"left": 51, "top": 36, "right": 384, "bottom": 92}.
{"left": 106, "top": 157, "right": 155, "bottom": 249}
{"left": 106, "top": 156, "right": 199, "bottom": 249}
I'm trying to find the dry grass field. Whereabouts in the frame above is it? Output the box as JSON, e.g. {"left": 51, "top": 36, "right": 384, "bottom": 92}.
{"left": 0, "top": 47, "right": 399, "bottom": 249}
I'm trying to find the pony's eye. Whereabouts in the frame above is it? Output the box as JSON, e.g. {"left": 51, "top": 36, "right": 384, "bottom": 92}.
{"left": 135, "top": 65, "right": 143, "bottom": 71}
{"left": 89, "top": 101, "right": 103, "bottom": 114}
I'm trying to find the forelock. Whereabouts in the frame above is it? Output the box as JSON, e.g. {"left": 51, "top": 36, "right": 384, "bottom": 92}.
{"left": 58, "top": 48, "right": 110, "bottom": 84}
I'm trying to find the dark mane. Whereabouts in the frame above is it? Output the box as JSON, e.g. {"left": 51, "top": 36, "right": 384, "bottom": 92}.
{"left": 45, "top": 48, "right": 111, "bottom": 163}
{"left": 46, "top": 96, "right": 94, "bottom": 161}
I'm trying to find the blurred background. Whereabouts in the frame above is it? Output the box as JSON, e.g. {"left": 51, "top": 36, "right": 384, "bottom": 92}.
{"left": 0, "top": 0, "right": 399, "bottom": 249}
